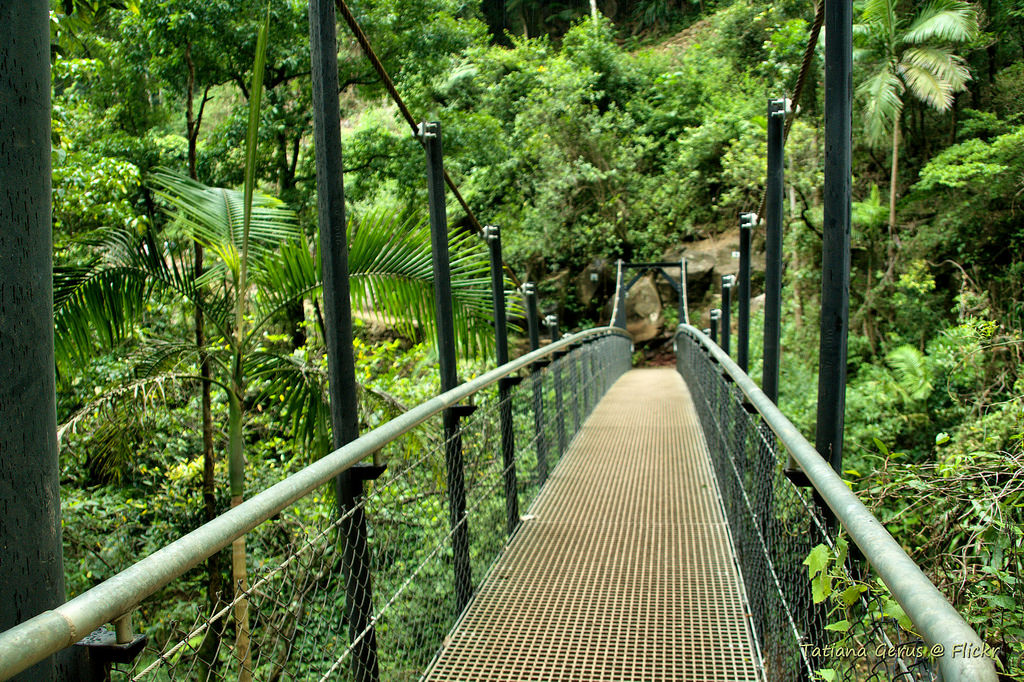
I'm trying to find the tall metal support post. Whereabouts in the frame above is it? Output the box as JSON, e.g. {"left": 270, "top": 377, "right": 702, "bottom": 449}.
{"left": 484, "top": 226, "right": 519, "bottom": 536}
{"left": 0, "top": 5, "right": 81, "bottom": 679}
{"left": 737, "top": 214, "right": 754, "bottom": 372}
{"left": 816, "top": 1, "right": 853, "bottom": 476}
{"left": 548, "top": 315, "right": 568, "bottom": 455}
{"left": 763, "top": 98, "right": 786, "bottom": 404}
{"left": 524, "top": 284, "right": 548, "bottom": 483}
{"left": 678, "top": 258, "right": 689, "bottom": 326}
{"left": 721, "top": 275, "right": 733, "bottom": 357}
{"left": 421, "top": 121, "right": 473, "bottom": 612}
{"left": 309, "top": 3, "right": 380, "bottom": 679}
{"left": 710, "top": 310, "right": 721, "bottom": 344}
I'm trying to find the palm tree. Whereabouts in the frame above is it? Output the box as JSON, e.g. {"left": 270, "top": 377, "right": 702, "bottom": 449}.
{"left": 54, "top": 191, "right": 495, "bottom": 674}
{"left": 854, "top": 0, "right": 978, "bottom": 269}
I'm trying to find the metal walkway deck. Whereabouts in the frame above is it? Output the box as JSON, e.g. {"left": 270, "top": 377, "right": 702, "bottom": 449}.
{"left": 424, "top": 368, "right": 762, "bottom": 681}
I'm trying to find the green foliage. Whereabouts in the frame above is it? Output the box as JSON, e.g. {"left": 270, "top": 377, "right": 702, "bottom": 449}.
{"left": 855, "top": 0, "right": 978, "bottom": 145}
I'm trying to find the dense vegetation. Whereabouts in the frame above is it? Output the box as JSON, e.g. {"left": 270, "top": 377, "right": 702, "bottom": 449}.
{"left": 47, "top": 0, "right": 1023, "bottom": 677}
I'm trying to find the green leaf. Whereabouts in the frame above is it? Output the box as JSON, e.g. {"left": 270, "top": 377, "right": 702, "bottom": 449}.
{"left": 825, "top": 619, "right": 852, "bottom": 633}
{"left": 804, "top": 544, "right": 831, "bottom": 577}
{"left": 840, "top": 584, "right": 869, "bottom": 606}
{"left": 812, "top": 573, "right": 834, "bottom": 604}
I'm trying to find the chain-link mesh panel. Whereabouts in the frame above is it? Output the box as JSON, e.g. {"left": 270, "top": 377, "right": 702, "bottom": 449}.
{"left": 676, "top": 331, "right": 938, "bottom": 682}
{"left": 100, "top": 333, "right": 629, "bottom": 681}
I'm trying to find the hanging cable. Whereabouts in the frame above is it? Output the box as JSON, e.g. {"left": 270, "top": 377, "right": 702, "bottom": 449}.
{"left": 753, "top": 0, "right": 825, "bottom": 224}
{"left": 333, "top": 0, "right": 523, "bottom": 288}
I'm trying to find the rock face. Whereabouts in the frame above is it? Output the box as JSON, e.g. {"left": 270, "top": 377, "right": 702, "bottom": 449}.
{"left": 576, "top": 258, "right": 613, "bottom": 309}
{"left": 625, "top": 274, "right": 664, "bottom": 342}
{"left": 664, "top": 228, "right": 766, "bottom": 323}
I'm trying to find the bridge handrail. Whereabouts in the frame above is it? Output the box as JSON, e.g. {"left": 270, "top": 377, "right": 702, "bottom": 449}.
{"left": 0, "top": 326, "right": 630, "bottom": 681}
{"left": 675, "top": 323, "right": 997, "bottom": 682}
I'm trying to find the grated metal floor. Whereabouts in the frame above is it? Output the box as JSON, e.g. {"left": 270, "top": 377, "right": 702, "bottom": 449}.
{"left": 423, "top": 368, "right": 763, "bottom": 681}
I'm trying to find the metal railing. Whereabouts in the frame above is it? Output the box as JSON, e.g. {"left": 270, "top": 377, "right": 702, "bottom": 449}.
{"left": 0, "top": 329, "right": 631, "bottom": 681}
{"left": 675, "top": 324, "right": 997, "bottom": 681}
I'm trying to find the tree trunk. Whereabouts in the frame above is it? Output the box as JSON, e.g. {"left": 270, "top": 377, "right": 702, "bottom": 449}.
{"left": 886, "top": 120, "right": 900, "bottom": 281}
{"left": 229, "top": 377, "right": 252, "bottom": 681}
{"left": 186, "top": 44, "right": 225, "bottom": 676}
{"left": 0, "top": 4, "right": 84, "bottom": 679}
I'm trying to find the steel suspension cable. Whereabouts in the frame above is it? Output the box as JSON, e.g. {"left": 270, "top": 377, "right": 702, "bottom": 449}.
{"left": 332, "top": 0, "right": 523, "bottom": 288}
{"left": 753, "top": 0, "right": 825, "bottom": 224}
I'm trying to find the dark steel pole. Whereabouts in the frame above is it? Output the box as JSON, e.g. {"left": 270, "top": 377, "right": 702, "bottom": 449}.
{"left": 485, "top": 226, "right": 519, "bottom": 536}
{"left": 816, "top": 0, "right": 853, "bottom": 476}
{"left": 710, "top": 310, "right": 721, "bottom": 345}
{"left": 524, "top": 284, "right": 548, "bottom": 483}
{"left": 548, "top": 315, "right": 567, "bottom": 455}
{"left": 678, "top": 258, "right": 688, "bottom": 327}
{"left": 421, "top": 120, "right": 472, "bottom": 612}
{"left": 0, "top": 5, "right": 82, "bottom": 679}
{"left": 763, "top": 98, "right": 786, "bottom": 404}
{"left": 309, "top": 3, "right": 380, "bottom": 679}
{"left": 737, "top": 213, "right": 754, "bottom": 372}
{"left": 721, "top": 276, "right": 733, "bottom": 357}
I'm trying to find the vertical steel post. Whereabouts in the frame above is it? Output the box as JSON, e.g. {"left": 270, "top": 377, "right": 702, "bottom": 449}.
{"left": 678, "top": 258, "right": 688, "bottom": 327}
{"left": 710, "top": 310, "right": 721, "bottom": 345}
{"left": 572, "top": 344, "right": 583, "bottom": 434}
{"left": 548, "top": 315, "right": 568, "bottom": 455}
{"left": 524, "top": 284, "right": 548, "bottom": 483}
{"left": 0, "top": 5, "right": 83, "bottom": 679}
{"left": 817, "top": 1, "right": 853, "bottom": 476}
{"left": 421, "top": 120, "right": 472, "bottom": 612}
{"left": 485, "top": 226, "right": 519, "bottom": 536}
{"left": 738, "top": 213, "right": 754, "bottom": 372}
{"left": 763, "top": 98, "right": 786, "bottom": 404}
{"left": 309, "top": 3, "right": 380, "bottom": 679}
{"left": 721, "top": 275, "right": 733, "bottom": 357}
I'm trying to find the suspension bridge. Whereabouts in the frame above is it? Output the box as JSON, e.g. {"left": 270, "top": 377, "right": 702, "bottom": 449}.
{"left": 0, "top": 315, "right": 999, "bottom": 682}
{"left": 0, "top": 0, "right": 1002, "bottom": 681}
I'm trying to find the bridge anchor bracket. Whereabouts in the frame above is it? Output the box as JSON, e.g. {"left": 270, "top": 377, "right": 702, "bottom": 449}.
{"left": 75, "top": 627, "right": 148, "bottom": 679}
{"left": 783, "top": 468, "right": 812, "bottom": 487}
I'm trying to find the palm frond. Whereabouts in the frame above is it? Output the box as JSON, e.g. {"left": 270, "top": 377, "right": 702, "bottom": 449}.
{"left": 148, "top": 168, "right": 300, "bottom": 280}
{"left": 347, "top": 209, "right": 495, "bottom": 358}
{"left": 900, "top": 46, "right": 971, "bottom": 110}
{"left": 53, "top": 228, "right": 231, "bottom": 372}
{"left": 886, "top": 345, "right": 933, "bottom": 403}
{"left": 856, "top": 64, "right": 905, "bottom": 144}
{"left": 247, "top": 238, "right": 320, "bottom": 345}
{"left": 904, "top": 0, "right": 978, "bottom": 44}
{"left": 853, "top": 184, "right": 889, "bottom": 232}
{"left": 248, "top": 350, "right": 331, "bottom": 452}
{"left": 861, "top": 0, "right": 897, "bottom": 41}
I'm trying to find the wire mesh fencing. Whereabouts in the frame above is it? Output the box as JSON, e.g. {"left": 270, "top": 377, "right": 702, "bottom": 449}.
{"left": 96, "top": 333, "right": 630, "bottom": 682}
{"left": 676, "top": 330, "right": 938, "bottom": 682}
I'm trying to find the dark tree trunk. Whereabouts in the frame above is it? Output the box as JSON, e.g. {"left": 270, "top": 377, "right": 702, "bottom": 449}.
{"left": 481, "top": 0, "right": 509, "bottom": 43}
{"left": 0, "top": 3, "right": 84, "bottom": 679}
{"left": 185, "top": 41, "right": 225, "bottom": 675}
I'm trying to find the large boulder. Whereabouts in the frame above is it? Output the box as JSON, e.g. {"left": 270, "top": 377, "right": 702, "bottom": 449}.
{"left": 576, "top": 258, "right": 613, "bottom": 309}
{"left": 625, "top": 274, "right": 664, "bottom": 342}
